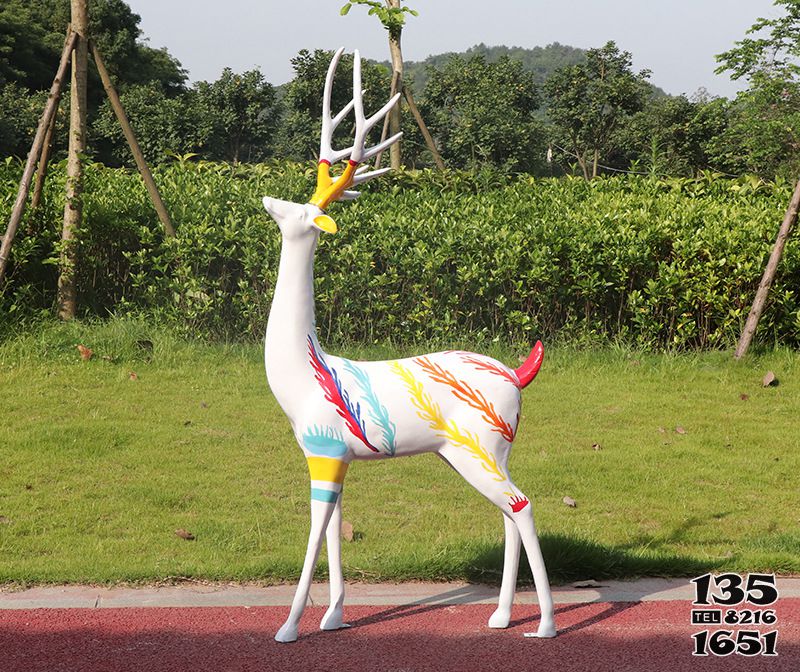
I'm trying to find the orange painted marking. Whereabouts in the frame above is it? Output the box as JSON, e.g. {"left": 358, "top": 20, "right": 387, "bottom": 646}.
{"left": 413, "top": 357, "right": 516, "bottom": 442}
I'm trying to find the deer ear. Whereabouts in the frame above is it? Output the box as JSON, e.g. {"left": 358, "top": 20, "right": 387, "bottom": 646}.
{"left": 313, "top": 214, "right": 338, "bottom": 234}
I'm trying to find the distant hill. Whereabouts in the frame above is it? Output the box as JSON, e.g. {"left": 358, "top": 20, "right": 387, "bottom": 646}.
{"left": 383, "top": 42, "right": 666, "bottom": 98}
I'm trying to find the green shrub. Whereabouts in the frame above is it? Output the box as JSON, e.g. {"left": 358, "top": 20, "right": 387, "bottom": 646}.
{"left": 1, "top": 160, "right": 796, "bottom": 349}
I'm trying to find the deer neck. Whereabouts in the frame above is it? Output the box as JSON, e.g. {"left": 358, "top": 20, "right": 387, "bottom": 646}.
{"left": 264, "top": 231, "right": 321, "bottom": 393}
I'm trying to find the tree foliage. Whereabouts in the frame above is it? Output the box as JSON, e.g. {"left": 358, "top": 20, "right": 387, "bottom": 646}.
{"left": 716, "top": 0, "right": 800, "bottom": 86}
{"left": 0, "top": 0, "right": 186, "bottom": 94}
{"left": 620, "top": 94, "right": 729, "bottom": 177}
{"left": 713, "top": 0, "right": 800, "bottom": 177}
{"left": 422, "top": 55, "right": 545, "bottom": 173}
{"left": 92, "top": 70, "right": 280, "bottom": 165}
{"left": 191, "top": 69, "right": 279, "bottom": 164}
{"left": 339, "top": 0, "right": 418, "bottom": 39}
{"left": 545, "top": 41, "right": 651, "bottom": 179}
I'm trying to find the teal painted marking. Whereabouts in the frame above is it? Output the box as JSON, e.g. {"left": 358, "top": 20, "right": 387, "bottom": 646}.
{"left": 303, "top": 426, "right": 348, "bottom": 458}
{"left": 311, "top": 487, "right": 339, "bottom": 503}
{"left": 343, "top": 360, "right": 397, "bottom": 456}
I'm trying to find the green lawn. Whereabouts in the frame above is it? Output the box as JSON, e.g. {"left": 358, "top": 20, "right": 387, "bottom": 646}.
{"left": 1, "top": 320, "right": 798, "bottom": 586}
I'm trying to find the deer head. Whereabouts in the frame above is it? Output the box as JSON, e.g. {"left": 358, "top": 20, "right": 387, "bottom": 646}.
{"left": 263, "top": 48, "right": 401, "bottom": 240}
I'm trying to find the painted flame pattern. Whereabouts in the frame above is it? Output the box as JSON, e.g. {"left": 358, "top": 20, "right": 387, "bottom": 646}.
{"left": 307, "top": 337, "right": 380, "bottom": 453}
{"left": 413, "top": 357, "right": 516, "bottom": 442}
{"left": 460, "top": 354, "right": 520, "bottom": 387}
{"left": 390, "top": 361, "right": 505, "bottom": 482}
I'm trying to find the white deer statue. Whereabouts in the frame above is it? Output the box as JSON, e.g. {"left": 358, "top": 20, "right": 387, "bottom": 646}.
{"left": 263, "top": 48, "right": 556, "bottom": 643}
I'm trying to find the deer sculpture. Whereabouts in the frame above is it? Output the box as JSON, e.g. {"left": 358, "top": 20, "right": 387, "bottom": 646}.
{"left": 263, "top": 48, "right": 556, "bottom": 643}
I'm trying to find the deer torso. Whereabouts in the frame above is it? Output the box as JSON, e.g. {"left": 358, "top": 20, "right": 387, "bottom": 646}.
{"left": 264, "top": 222, "right": 523, "bottom": 465}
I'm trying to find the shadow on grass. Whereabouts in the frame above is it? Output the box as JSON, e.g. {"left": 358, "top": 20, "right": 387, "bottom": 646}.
{"left": 463, "top": 532, "right": 718, "bottom": 585}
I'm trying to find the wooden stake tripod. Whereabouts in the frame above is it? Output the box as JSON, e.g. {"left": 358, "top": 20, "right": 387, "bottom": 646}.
{"left": 0, "top": 4, "right": 174, "bottom": 318}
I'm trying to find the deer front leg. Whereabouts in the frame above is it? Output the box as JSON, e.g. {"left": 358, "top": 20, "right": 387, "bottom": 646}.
{"left": 275, "top": 497, "right": 338, "bottom": 643}
{"left": 488, "top": 513, "right": 521, "bottom": 628}
{"left": 320, "top": 494, "right": 349, "bottom": 631}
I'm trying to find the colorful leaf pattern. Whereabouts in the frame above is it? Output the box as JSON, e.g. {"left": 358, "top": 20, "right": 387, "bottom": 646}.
{"left": 343, "top": 360, "right": 397, "bottom": 456}
{"left": 307, "top": 336, "right": 380, "bottom": 453}
{"left": 460, "top": 354, "right": 520, "bottom": 387}
{"left": 414, "top": 356, "right": 516, "bottom": 442}
{"left": 391, "top": 362, "right": 506, "bottom": 482}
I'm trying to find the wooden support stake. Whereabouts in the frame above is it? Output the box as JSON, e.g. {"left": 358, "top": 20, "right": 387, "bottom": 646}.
{"left": 0, "top": 30, "right": 77, "bottom": 287}
{"left": 734, "top": 176, "right": 800, "bottom": 359}
{"left": 90, "top": 42, "right": 176, "bottom": 238}
{"left": 402, "top": 86, "right": 445, "bottom": 170}
{"left": 373, "top": 70, "right": 400, "bottom": 171}
{"left": 30, "top": 93, "right": 61, "bottom": 212}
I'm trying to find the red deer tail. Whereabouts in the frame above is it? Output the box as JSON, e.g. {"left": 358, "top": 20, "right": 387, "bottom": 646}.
{"left": 514, "top": 341, "right": 544, "bottom": 389}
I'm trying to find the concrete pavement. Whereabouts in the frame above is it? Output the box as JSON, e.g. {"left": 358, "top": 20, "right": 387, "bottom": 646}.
{"left": 2, "top": 577, "right": 800, "bottom": 609}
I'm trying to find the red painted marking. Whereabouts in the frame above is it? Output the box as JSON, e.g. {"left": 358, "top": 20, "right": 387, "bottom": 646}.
{"left": 2, "top": 601, "right": 797, "bottom": 672}
{"left": 348, "top": 159, "right": 359, "bottom": 167}
{"left": 514, "top": 340, "right": 544, "bottom": 389}
{"left": 509, "top": 495, "right": 529, "bottom": 512}
{"left": 319, "top": 159, "right": 331, "bottom": 166}
{"left": 307, "top": 338, "right": 379, "bottom": 453}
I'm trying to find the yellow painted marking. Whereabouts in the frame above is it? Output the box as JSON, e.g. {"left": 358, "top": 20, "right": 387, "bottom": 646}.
{"left": 390, "top": 362, "right": 506, "bottom": 482}
{"left": 309, "top": 162, "right": 333, "bottom": 205}
{"left": 306, "top": 456, "right": 349, "bottom": 484}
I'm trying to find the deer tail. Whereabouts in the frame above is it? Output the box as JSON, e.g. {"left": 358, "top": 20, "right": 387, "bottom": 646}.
{"left": 514, "top": 340, "right": 544, "bottom": 389}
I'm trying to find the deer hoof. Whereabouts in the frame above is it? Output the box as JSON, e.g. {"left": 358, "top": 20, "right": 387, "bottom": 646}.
{"left": 523, "top": 621, "right": 557, "bottom": 639}
{"left": 320, "top": 605, "right": 350, "bottom": 631}
{"left": 488, "top": 608, "right": 511, "bottom": 629}
{"left": 275, "top": 622, "right": 299, "bottom": 643}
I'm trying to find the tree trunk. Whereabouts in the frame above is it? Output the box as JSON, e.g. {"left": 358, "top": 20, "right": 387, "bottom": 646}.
{"left": 58, "top": 0, "right": 89, "bottom": 320}
{"left": 734, "top": 176, "right": 800, "bottom": 359}
{"left": 574, "top": 145, "right": 590, "bottom": 181}
{"left": 387, "top": 28, "right": 403, "bottom": 171}
{"left": 0, "top": 31, "right": 76, "bottom": 286}
{"left": 592, "top": 149, "right": 599, "bottom": 179}
{"left": 91, "top": 41, "right": 176, "bottom": 237}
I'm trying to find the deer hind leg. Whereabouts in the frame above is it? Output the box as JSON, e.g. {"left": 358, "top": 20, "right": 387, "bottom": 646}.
{"left": 275, "top": 457, "right": 349, "bottom": 643}
{"left": 320, "top": 494, "right": 350, "bottom": 631}
{"left": 438, "top": 445, "right": 556, "bottom": 637}
{"left": 488, "top": 513, "right": 521, "bottom": 628}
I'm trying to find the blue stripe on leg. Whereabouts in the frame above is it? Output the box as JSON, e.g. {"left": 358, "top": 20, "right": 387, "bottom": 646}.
{"left": 311, "top": 487, "right": 340, "bottom": 503}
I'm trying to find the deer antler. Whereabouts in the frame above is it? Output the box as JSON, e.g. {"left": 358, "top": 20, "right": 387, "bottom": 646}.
{"left": 309, "top": 48, "right": 402, "bottom": 210}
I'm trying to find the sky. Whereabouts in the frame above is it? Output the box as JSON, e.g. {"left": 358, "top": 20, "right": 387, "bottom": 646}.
{"left": 125, "top": 0, "right": 780, "bottom": 98}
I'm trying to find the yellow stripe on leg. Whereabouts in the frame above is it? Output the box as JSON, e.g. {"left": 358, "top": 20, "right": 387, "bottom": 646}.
{"left": 306, "top": 457, "right": 349, "bottom": 484}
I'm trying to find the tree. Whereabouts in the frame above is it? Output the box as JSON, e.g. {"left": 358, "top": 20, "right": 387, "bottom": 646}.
{"left": 545, "top": 41, "right": 651, "bottom": 179}
{"left": 92, "top": 83, "right": 190, "bottom": 165}
{"left": 0, "top": 0, "right": 186, "bottom": 95}
{"left": 619, "top": 94, "right": 729, "bottom": 177}
{"left": 716, "top": 0, "right": 800, "bottom": 87}
{"left": 704, "top": 84, "right": 800, "bottom": 178}
{"left": 0, "top": 0, "right": 187, "bottom": 163}
{"left": 714, "top": 0, "right": 800, "bottom": 177}
{"left": 190, "top": 69, "right": 279, "bottom": 164}
{"left": 422, "top": 54, "right": 545, "bottom": 173}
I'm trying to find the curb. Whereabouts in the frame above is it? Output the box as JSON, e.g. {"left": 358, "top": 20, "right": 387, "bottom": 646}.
{"left": 2, "top": 578, "right": 800, "bottom": 610}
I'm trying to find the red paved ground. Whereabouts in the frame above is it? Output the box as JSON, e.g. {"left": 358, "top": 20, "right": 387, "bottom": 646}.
{"left": 1, "top": 600, "right": 797, "bottom": 671}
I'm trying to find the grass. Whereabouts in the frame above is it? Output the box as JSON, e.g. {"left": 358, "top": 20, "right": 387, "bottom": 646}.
{"left": 1, "top": 319, "right": 799, "bottom": 586}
